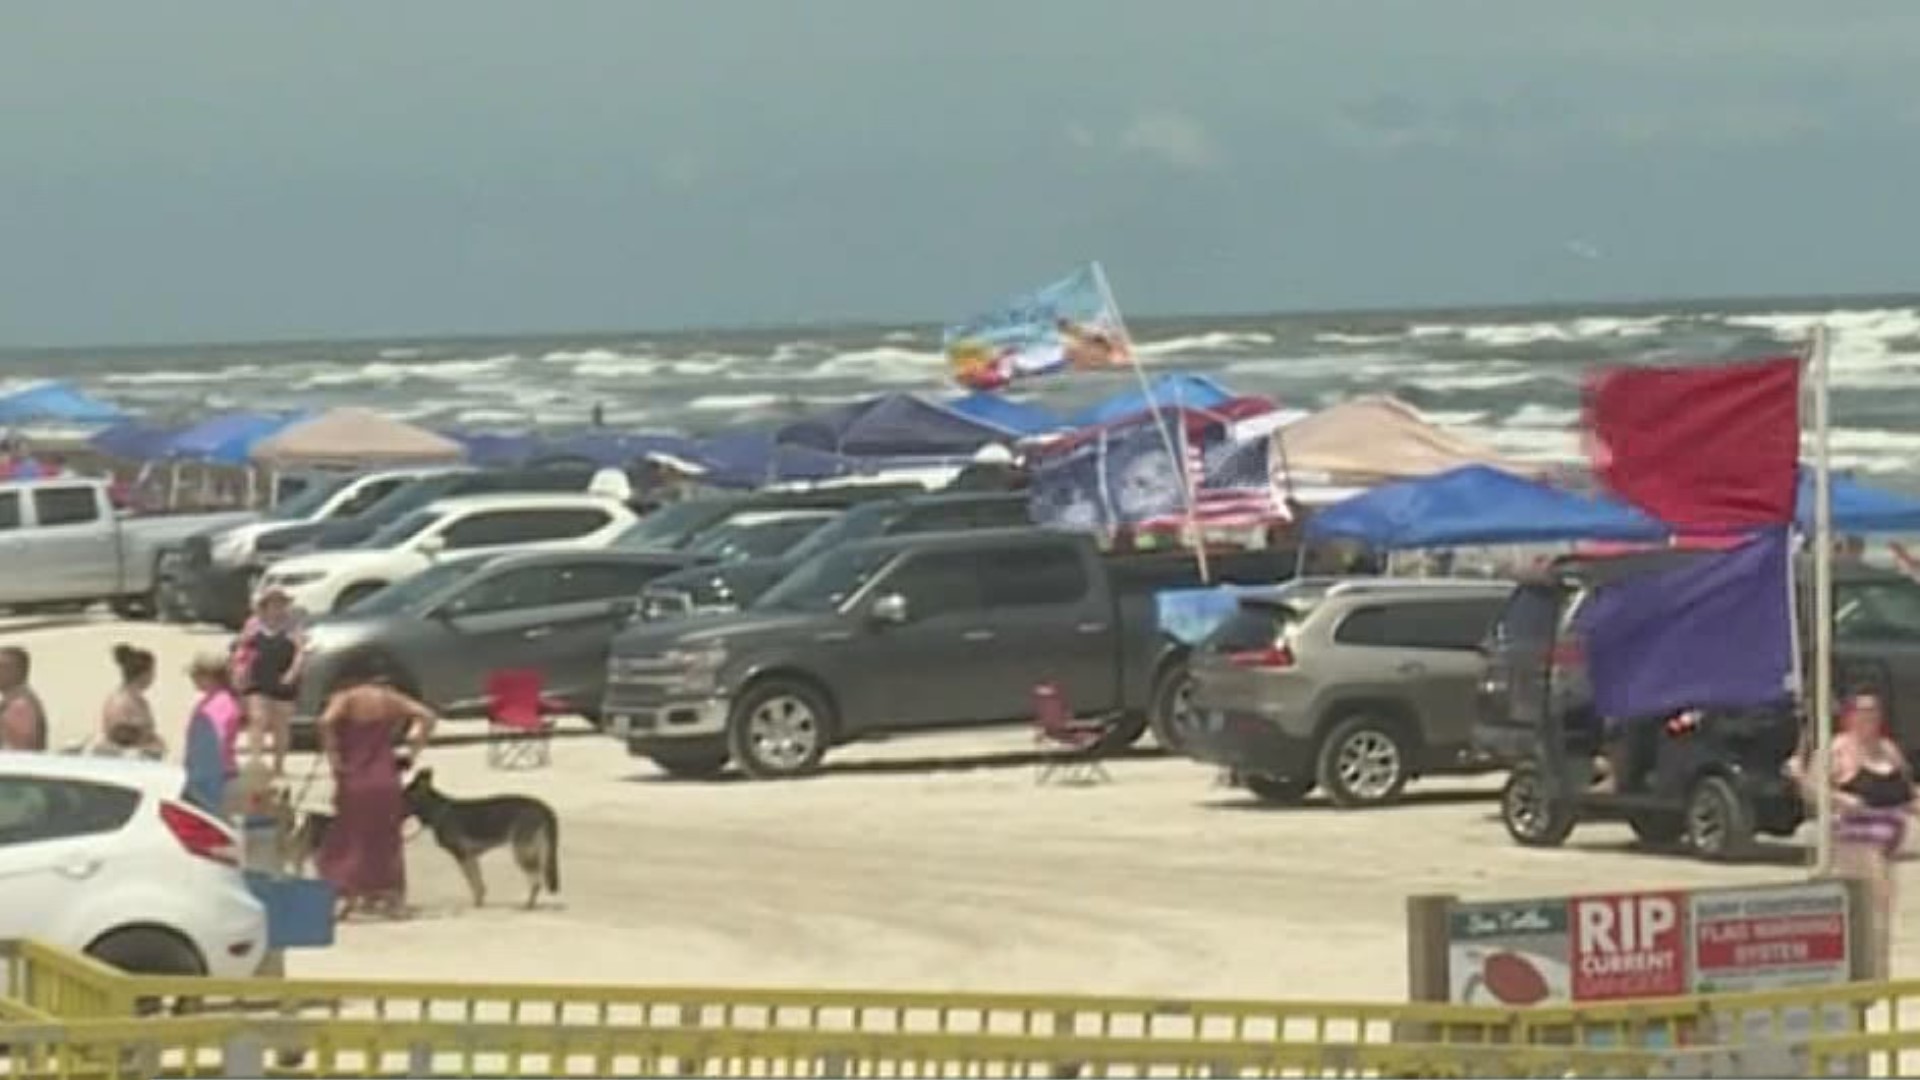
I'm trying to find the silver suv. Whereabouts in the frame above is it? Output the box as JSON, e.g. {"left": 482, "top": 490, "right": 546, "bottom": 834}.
{"left": 1183, "top": 577, "right": 1513, "bottom": 807}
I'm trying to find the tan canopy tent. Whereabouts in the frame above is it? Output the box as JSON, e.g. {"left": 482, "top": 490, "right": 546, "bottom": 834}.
{"left": 249, "top": 407, "right": 466, "bottom": 469}
{"left": 1271, "top": 395, "right": 1537, "bottom": 486}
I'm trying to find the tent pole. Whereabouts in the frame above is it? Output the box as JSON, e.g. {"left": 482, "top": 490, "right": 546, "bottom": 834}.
{"left": 1092, "top": 261, "right": 1208, "bottom": 582}
{"left": 1811, "top": 325, "right": 1835, "bottom": 877}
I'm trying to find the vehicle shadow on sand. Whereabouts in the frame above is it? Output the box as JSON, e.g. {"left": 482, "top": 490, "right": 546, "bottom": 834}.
{"left": 0, "top": 613, "right": 110, "bottom": 635}
{"left": 624, "top": 746, "right": 1169, "bottom": 784}
{"left": 1202, "top": 788, "right": 1496, "bottom": 814}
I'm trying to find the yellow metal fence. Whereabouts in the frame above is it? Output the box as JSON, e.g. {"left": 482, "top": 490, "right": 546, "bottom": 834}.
{"left": 4, "top": 939, "right": 1918, "bottom": 1077}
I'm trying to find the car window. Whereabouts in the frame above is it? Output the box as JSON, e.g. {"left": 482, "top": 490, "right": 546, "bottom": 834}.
{"left": 32, "top": 486, "right": 100, "bottom": 527}
{"left": 365, "top": 510, "right": 443, "bottom": 548}
{"left": 442, "top": 507, "right": 613, "bottom": 550}
{"left": 1836, "top": 581, "right": 1920, "bottom": 642}
{"left": 0, "top": 777, "right": 141, "bottom": 846}
{"left": 0, "top": 492, "right": 18, "bottom": 531}
{"left": 351, "top": 557, "right": 495, "bottom": 616}
{"left": 551, "top": 561, "right": 677, "bottom": 604}
{"left": 1493, "top": 585, "right": 1564, "bottom": 647}
{"left": 1202, "top": 603, "right": 1300, "bottom": 655}
{"left": 446, "top": 566, "right": 567, "bottom": 615}
{"left": 334, "top": 478, "right": 406, "bottom": 519}
{"left": 882, "top": 551, "right": 987, "bottom": 619}
{"left": 982, "top": 544, "right": 1087, "bottom": 607}
{"left": 1335, "top": 598, "right": 1506, "bottom": 651}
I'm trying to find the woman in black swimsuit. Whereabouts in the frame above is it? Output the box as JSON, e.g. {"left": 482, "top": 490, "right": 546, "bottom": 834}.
{"left": 243, "top": 588, "right": 304, "bottom": 776}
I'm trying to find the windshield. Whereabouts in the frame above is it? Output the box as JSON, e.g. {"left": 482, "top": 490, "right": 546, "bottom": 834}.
{"left": 347, "top": 557, "right": 494, "bottom": 616}
{"left": 362, "top": 510, "right": 442, "bottom": 550}
{"left": 781, "top": 505, "right": 894, "bottom": 564}
{"left": 361, "top": 476, "right": 459, "bottom": 526}
{"left": 618, "top": 501, "right": 732, "bottom": 551}
{"left": 266, "top": 476, "right": 347, "bottom": 521}
{"left": 1836, "top": 580, "right": 1920, "bottom": 642}
{"left": 689, "top": 515, "right": 836, "bottom": 562}
{"left": 753, "top": 547, "right": 893, "bottom": 614}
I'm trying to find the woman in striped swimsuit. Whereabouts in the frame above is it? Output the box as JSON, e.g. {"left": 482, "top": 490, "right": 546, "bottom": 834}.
{"left": 1815, "top": 693, "right": 1914, "bottom": 970}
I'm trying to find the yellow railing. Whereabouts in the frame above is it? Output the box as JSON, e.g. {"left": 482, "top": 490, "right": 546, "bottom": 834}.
{"left": 5, "top": 938, "right": 1920, "bottom": 1077}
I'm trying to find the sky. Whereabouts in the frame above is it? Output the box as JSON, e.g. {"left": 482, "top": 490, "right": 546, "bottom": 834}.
{"left": 3, "top": 1, "right": 1919, "bottom": 345}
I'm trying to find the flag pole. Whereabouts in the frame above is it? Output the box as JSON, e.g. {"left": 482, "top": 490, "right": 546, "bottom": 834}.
{"left": 1810, "top": 323, "right": 1835, "bottom": 877}
{"left": 1091, "top": 260, "right": 1209, "bottom": 582}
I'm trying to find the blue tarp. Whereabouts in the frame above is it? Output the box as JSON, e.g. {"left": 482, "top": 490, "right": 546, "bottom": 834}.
{"left": 1799, "top": 472, "right": 1920, "bottom": 535}
{"left": 0, "top": 382, "right": 126, "bottom": 424}
{"left": 1306, "top": 465, "right": 1670, "bottom": 549}
{"left": 944, "top": 392, "right": 1064, "bottom": 437}
{"left": 777, "top": 393, "right": 1013, "bottom": 457}
{"left": 89, "top": 421, "right": 182, "bottom": 461}
{"left": 445, "top": 431, "right": 545, "bottom": 467}
{"left": 544, "top": 432, "right": 699, "bottom": 468}
{"left": 166, "top": 412, "right": 304, "bottom": 465}
{"left": 692, "top": 429, "right": 853, "bottom": 489}
{"left": 1068, "top": 373, "right": 1235, "bottom": 428}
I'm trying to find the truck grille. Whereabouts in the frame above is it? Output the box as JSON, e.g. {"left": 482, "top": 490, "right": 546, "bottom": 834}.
{"left": 181, "top": 535, "right": 213, "bottom": 570}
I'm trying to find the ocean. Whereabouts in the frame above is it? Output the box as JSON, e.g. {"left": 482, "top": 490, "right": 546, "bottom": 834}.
{"left": 7, "top": 293, "right": 1920, "bottom": 481}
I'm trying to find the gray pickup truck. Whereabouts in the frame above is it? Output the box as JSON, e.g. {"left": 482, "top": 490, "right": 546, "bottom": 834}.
{"left": 0, "top": 479, "right": 252, "bottom": 616}
{"left": 603, "top": 527, "right": 1293, "bottom": 779}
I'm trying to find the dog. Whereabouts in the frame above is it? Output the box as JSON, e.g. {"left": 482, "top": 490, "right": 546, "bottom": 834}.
{"left": 404, "top": 767, "right": 561, "bottom": 909}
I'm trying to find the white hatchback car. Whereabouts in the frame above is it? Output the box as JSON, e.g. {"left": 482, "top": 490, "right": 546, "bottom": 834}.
{"left": 0, "top": 753, "right": 267, "bottom": 978}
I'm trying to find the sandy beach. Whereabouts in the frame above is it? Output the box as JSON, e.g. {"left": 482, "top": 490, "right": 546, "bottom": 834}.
{"left": 15, "top": 613, "right": 1913, "bottom": 1002}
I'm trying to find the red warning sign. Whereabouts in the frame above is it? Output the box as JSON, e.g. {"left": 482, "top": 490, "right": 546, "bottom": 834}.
{"left": 1570, "top": 891, "right": 1688, "bottom": 1001}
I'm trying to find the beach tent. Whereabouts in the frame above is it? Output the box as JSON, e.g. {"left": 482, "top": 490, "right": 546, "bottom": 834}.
{"left": 540, "top": 431, "right": 699, "bottom": 469}
{"left": 944, "top": 392, "right": 1064, "bottom": 437}
{"left": 0, "top": 381, "right": 126, "bottom": 425}
{"left": 1274, "top": 395, "right": 1532, "bottom": 485}
{"left": 691, "top": 429, "right": 852, "bottom": 488}
{"left": 89, "top": 421, "right": 182, "bottom": 461}
{"left": 250, "top": 407, "right": 466, "bottom": 469}
{"left": 166, "top": 412, "right": 305, "bottom": 465}
{"left": 777, "top": 393, "right": 1013, "bottom": 457}
{"left": 1305, "top": 465, "right": 1668, "bottom": 550}
{"left": 445, "top": 431, "right": 546, "bottom": 467}
{"left": 1798, "top": 472, "right": 1920, "bottom": 535}
{"left": 1068, "top": 373, "right": 1235, "bottom": 428}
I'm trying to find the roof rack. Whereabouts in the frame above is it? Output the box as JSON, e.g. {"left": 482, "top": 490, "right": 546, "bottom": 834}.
{"left": 1320, "top": 577, "right": 1510, "bottom": 599}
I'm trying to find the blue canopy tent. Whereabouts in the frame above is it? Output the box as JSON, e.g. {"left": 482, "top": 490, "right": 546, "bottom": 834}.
{"left": 944, "top": 392, "right": 1064, "bottom": 437}
{"left": 1798, "top": 472, "right": 1920, "bottom": 535}
{"left": 0, "top": 381, "right": 126, "bottom": 425}
{"left": 1306, "top": 465, "right": 1670, "bottom": 549}
{"left": 776, "top": 393, "right": 1014, "bottom": 457}
{"left": 89, "top": 421, "right": 182, "bottom": 461}
{"left": 540, "top": 432, "right": 699, "bottom": 469}
{"left": 690, "top": 429, "right": 853, "bottom": 489}
{"left": 1068, "top": 373, "right": 1235, "bottom": 428}
{"left": 444, "top": 431, "right": 546, "bottom": 467}
{"left": 165, "top": 412, "right": 304, "bottom": 465}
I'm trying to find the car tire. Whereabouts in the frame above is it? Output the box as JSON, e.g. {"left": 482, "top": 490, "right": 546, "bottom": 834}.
{"left": 333, "top": 581, "right": 386, "bottom": 613}
{"left": 1627, "top": 812, "right": 1686, "bottom": 847}
{"left": 648, "top": 748, "right": 731, "bottom": 780}
{"left": 1314, "top": 713, "right": 1412, "bottom": 808}
{"left": 1244, "top": 774, "right": 1314, "bottom": 804}
{"left": 1501, "top": 762, "right": 1576, "bottom": 847}
{"left": 727, "top": 678, "right": 832, "bottom": 779}
{"left": 1685, "top": 775, "right": 1754, "bottom": 862}
{"left": 1094, "top": 711, "right": 1149, "bottom": 753}
{"left": 1146, "top": 665, "right": 1201, "bottom": 755}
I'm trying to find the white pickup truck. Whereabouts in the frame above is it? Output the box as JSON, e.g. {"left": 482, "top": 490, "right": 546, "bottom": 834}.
{"left": 0, "top": 479, "right": 254, "bottom": 616}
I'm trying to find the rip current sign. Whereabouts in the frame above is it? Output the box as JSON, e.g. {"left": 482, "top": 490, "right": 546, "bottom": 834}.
{"left": 1571, "top": 891, "right": 1687, "bottom": 1001}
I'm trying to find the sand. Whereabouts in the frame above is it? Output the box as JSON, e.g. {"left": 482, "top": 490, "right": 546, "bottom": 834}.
{"left": 11, "top": 613, "right": 1913, "bottom": 1002}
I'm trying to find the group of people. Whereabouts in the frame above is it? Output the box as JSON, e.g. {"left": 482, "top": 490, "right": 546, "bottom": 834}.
{"left": 0, "top": 587, "right": 438, "bottom": 920}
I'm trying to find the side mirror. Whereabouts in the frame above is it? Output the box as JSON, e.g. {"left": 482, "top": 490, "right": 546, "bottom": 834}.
{"left": 871, "top": 593, "right": 910, "bottom": 626}
{"left": 610, "top": 597, "right": 638, "bottom": 622}
{"left": 418, "top": 535, "right": 446, "bottom": 559}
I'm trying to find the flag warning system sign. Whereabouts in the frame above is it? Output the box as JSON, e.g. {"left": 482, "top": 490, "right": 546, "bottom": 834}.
{"left": 1571, "top": 891, "right": 1689, "bottom": 1001}
{"left": 1690, "top": 881, "right": 1850, "bottom": 994}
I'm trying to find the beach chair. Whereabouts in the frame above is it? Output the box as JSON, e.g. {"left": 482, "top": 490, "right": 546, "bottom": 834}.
{"left": 485, "top": 669, "right": 558, "bottom": 770}
{"left": 1032, "top": 682, "right": 1111, "bottom": 786}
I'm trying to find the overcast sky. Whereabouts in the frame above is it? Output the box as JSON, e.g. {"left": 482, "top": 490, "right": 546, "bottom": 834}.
{"left": 3, "top": 2, "right": 1917, "bottom": 345}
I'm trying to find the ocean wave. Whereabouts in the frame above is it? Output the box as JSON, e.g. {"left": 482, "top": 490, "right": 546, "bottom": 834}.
{"left": 1505, "top": 403, "right": 1580, "bottom": 429}
{"left": 1136, "top": 331, "right": 1275, "bottom": 356}
{"left": 102, "top": 365, "right": 263, "bottom": 385}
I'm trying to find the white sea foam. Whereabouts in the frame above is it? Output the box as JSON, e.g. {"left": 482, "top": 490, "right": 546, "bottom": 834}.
{"left": 1506, "top": 404, "right": 1580, "bottom": 429}
{"left": 687, "top": 393, "right": 784, "bottom": 411}
{"left": 1136, "top": 331, "right": 1274, "bottom": 356}
{"left": 102, "top": 365, "right": 263, "bottom": 386}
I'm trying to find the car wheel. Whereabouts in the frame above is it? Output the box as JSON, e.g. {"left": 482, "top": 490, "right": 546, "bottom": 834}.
{"left": 1314, "top": 714, "right": 1411, "bottom": 807}
{"left": 1147, "top": 665, "right": 1201, "bottom": 755}
{"left": 333, "top": 582, "right": 386, "bottom": 613}
{"left": 1244, "top": 774, "right": 1314, "bottom": 804}
{"left": 727, "top": 679, "right": 832, "bottom": 779}
{"left": 1094, "top": 711, "right": 1149, "bottom": 753}
{"left": 87, "top": 927, "right": 206, "bottom": 1014}
{"left": 1501, "top": 762, "right": 1575, "bottom": 847}
{"left": 648, "top": 748, "right": 731, "bottom": 780}
{"left": 1628, "top": 812, "right": 1685, "bottom": 847}
{"left": 1685, "top": 775, "right": 1754, "bottom": 862}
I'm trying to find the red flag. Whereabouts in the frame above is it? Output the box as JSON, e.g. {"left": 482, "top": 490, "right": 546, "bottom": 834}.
{"left": 1583, "top": 355, "right": 1800, "bottom": 530}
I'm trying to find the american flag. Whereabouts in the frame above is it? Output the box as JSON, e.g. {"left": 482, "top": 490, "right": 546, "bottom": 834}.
{"left": 1136, "top": 427, "right": 1289, "bottom": 529}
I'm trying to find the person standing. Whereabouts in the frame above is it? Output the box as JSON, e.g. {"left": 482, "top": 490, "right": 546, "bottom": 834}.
{"left": 0, "top": 647, "right": 46, "bottom": 751}
{"left": 315, "top": 648, "right": 435, "bottom": 920}
{"left": 96, "top": 645, "right": 165, "bottom": 759}
{"left": 239, "top": 589, "right": 304, "bottom": 776}
{"left": 183, "top": 653, "right": 246, "bottom": 815}
{"left": 1795, "top": 692, "right": 1913, "bottom": 972}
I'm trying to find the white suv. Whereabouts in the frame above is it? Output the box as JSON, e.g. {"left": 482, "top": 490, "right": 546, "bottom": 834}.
{"left": 258, "top": 492, "right": 639, "bottom": 614}
{"left": 0, "top": 753, "right": 266, "bottom": 978}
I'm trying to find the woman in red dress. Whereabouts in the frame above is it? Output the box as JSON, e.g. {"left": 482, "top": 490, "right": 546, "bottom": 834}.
{"left": 315, "top": 648, "right": 435, "bottom": 919}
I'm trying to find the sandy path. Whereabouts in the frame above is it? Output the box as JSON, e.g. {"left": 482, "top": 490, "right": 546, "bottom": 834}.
{"left": 7, "top": 615, "right": 1909, "bottom": 1002}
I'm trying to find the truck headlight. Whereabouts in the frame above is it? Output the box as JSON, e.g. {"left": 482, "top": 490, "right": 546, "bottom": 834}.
{"left": 664, "top": 645, "right": 726, "bottom": 692}
{"left": 211, "top": 532, "right": 252, "bottom": 567}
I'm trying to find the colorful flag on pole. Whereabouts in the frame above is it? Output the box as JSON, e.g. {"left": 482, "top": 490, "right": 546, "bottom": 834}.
{"left": 1027, "top": 410, "right": 1286, "bottom": 532}
{"left": 1583, "top": 355, "right": 1801, "bottom": 530}
{"left": 1576, "top": 528, "right": 1795, "bottom": 721}
{"left": 943, "top": 263, "right": 1132, "bottom": 391}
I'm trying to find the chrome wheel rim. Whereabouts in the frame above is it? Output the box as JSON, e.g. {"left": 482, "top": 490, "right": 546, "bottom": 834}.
{"left": 1169, "top": 678, "right": 1200, "bottom": 738}
{"left": 1506, "top": 774, "right": 1546, "bottom": 837}
{"left": 1689, "top": 791, "right": 1727, "bottom": 852}
{"left": 1336, "top": 729, "right": 1401, "bottom": 800}
{"left": 747, "top": 695, "right": 819, "bottom": 771}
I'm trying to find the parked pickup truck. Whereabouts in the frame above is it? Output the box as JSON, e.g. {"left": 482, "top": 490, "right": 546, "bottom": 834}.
{"left": 0, "top": 479, "right": 252, "bottom": 616}
{"left": 603, "top": 527, "right": 1293, "bottom": 779}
